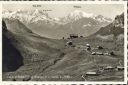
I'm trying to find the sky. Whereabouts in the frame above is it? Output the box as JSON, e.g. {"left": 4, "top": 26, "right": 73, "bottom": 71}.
{"left": 3, "top": 4, "right": 124, "bottom": 19}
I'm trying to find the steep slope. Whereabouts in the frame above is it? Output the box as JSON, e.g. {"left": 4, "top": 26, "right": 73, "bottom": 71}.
{"left": 2, "top": 18, "right": 66, "bottom": 80}
{"left": 2, "top": 20, "right": 23, "bottom": 72}
{"left": 4, "top": 18, "right": 33, "bottom": 34}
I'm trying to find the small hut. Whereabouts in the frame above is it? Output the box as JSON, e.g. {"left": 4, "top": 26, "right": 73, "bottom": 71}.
{"left": 86, "top": 44, "right": 90, "bottom": 47}
{"left": 62, "top": 37, "right": 65, "bottom": 39}
{"left": 69, "top": 34, "right": 78, "bottom": 39}
{"left": 109, "top": 51, "right": 115, "bottom": 56}
{"left": 116, "top": 66, "right": 124, "bottom": 71}
{"left": 85, "top": 71, "right": 99, "bottom": 76}
{"left": 91, "top": 52, "right": 96, "bottom": 55}
{"left": 97, "top": 46, "right": 103, "bottom": 50}
{"left": 66, "top": 41, "right": 73, "bottom": 46}
{"left": 80, "top": 35, "right": 83, "bottom": 38}
{"left": 96, "top": 52, "right": 103, "bottom": 55}
{"left": 104, "top": 66, "right": 115, "bottom": 70}
{"left": 86, "top": 44, "right": 91, "bottom": 51}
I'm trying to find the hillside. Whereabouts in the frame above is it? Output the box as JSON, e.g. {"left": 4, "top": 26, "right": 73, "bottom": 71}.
{"left": 2, "top": 20, "right": 23, "bottom": 72}
{"left": 2, "top": 17, "right": 124, "bottom": 81}
{"left": 2, "top": 18, "right": 66, "bottom": 76}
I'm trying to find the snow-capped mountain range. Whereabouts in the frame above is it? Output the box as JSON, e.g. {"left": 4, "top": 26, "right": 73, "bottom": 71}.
{"left": 3, "top": 9, "right": 113, "bottom": 39}
{"left": 3, "top": 9, "right": 112, "bottom": 25}
{"left": 3, "top": 9, "right": 54, "bottom": 24}
{"left": 60, "top": 10, "right": 112, "bottom": 24}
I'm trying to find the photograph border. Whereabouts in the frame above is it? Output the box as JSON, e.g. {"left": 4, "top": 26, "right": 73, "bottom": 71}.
{"left": 0, "top": 1, "right": 127, "bottom": 85}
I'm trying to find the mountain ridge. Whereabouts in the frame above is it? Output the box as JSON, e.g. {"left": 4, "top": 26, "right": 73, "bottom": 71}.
{"left": 88, "top": 13, "right": 124, "bottom": 42}
{"left": 3, "top": 9, "right": 113, "bottom": 39}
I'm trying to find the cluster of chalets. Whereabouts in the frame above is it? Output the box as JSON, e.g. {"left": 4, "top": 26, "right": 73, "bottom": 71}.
{"left": 65, "top": 36, "right": 124, "bottom": 79}
{"left": 81, "top": 65, "right": 124, "bottom": 80}
{"left": 66, "top": 41, "right": 115, "bottom": 56}
{"left": 63, "top": 34, "right": 83, "bottom": 40}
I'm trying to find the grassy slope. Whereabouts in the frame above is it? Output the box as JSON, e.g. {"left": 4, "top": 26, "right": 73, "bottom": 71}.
{"left": 2, "top": 19, "right": 66, "bottom": 80}
{"left": 2, "top": 18, "right": 124, "bottom": 81}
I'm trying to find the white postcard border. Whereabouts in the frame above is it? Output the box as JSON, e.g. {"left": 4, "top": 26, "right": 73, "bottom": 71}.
{"left": 0, "top": 1, "right": 127, "bottom": 85}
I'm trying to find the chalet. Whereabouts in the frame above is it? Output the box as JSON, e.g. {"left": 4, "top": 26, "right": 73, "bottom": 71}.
{"left": 97, "top": 46, "right": 103, "bottom": 50}
{"left": 80, "top": 36, "right": 83, "bottom": 38}
{"left": 91, "top": 52, "right": 96, "bottom": 55}
{"left": 69, "top": 34, "right": 78, "bottom": 39}
{"left": 66, "top": 41, "right": 73, "bottom": 46}
{"left": 86, "top": 44, "right": 90, "bottom": 47}
{"left": 86, "top": 44, "right": 91, "bottom": 51}
{"left": 86, "top": 47, "right": 91, "bottom": 51}
{"left": 91, "top": 52, "right": 103, "bottom": 55}
{"left": 109, "top": 51, "right": 115, "bottom": 56}
{"left": 116, "top": 66, "right": 124, "bottom": 71}
{"left": 104, "top": 66, "right": 115, "bottom": 70}
{"left": 62, "top": 37, "right": 65, "bottom": 39}
{"left": 96, "top": 52, "right": 103, "bottom": 55}
{"left": 104, "top": 52, "right": 109, "bottom": 55}
{"left": 85, "top": 71, "right": 100, "bottom": 76}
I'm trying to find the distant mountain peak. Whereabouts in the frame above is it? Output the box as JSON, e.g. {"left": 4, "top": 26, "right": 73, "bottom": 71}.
{"left": 32, "top": 9, "right": 42, "bottom": 16}
{"left": 94, "top": 15, "right": 112, "bottom": 22}
{"left": 3, "top": 9, "right": 52, "bottom": 24}
{"left": 32, "top": 9, "right": 48, "bottom": 17}
{"left": 70, "top": 10, "right": 94, "bottom": 18}
{"left": 66, "top": 10, "right": 94, "bottom": 21}
{"left": 60, "top": 10, "right": 112, "bottom": 24}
